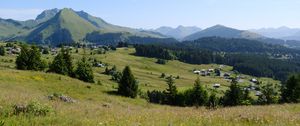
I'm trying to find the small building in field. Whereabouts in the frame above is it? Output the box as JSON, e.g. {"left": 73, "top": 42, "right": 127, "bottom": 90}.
{"left": 213, "top": 83, "right": 221, "bottom": 88}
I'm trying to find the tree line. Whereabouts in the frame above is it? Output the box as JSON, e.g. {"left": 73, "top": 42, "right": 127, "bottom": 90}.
{"left": 147, "top": 74, "right": 300, "bottom": 108}
{"left": 15, "top": 45, "right": 94, "bottom": 83}
{"left": 134, "top": 37, "right": 300, "bottom": 82}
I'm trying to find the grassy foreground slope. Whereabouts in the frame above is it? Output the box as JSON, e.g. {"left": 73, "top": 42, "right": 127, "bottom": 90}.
{"left": 0, "top": 68, "right": 300, "bottom": 125}
{"left": 0, "top": 47, "right": 299, "bottom": 125}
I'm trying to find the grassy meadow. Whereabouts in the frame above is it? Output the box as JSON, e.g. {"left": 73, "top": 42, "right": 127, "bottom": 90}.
{"left": 0, "top": 46, "right": 299, "bottom": 126}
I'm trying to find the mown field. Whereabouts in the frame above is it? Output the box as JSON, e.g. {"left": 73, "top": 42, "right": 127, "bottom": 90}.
{"left": 0, "top": 46, "right": 299, "bottom": 126}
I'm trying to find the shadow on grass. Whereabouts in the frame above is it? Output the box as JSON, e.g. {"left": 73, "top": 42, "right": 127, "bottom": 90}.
{"left": 103, "top": 90, "right": 119, "bottom": 96}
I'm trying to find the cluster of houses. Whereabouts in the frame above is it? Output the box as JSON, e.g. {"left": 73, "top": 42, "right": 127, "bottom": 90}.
{"left": 6, "top": 47, "right": 21, "bottom": 54}
{"left": 193, "top": 69, "right": 215, "bottom": 76}
{"left": 192, "top": 66, "right": 263, "bottom": 96}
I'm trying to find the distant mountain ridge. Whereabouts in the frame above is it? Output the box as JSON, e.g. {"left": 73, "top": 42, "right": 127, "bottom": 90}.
{"left": 183, "top": 25, "right": 264, "bottom": 41}
{"left": 250, "top": 26, "right": 300, "bottom": 40}
{"left": 154, "top": 26, "right": 201, "bottom": 40}
{"left": 0, "top": 8, "right": 174, "bottom": 45}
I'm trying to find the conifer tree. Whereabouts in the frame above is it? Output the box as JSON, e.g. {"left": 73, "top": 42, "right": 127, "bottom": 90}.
{"left": 75, "top": 57, "right": 94, "bottom": 83}
{"left": 16, "top": 45, "right": 46, "bottom": 71}
{"left": 0, "top": 46, "right": 5, "bottom": 56}
{"left": 281, "top": 74, "right": 300, "bottom": 103}
{"left": 49, "top": 47, "right": 74, "bottom": 76}
{"left": 223, "top": 78, "right": 243, "bottom": 106}
{"left": 191, "top": 77, "right": 208, "bottom": 106}
{"left": 118, "top": 66, "right": 138, "bottom": 98}
{"left": 164, "top": 76, "right": 178, "bottom": 105}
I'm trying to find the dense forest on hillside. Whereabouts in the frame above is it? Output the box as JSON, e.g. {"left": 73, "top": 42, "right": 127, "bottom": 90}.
{"left": 135, "top": 37, "right": 300, "bottom": 81}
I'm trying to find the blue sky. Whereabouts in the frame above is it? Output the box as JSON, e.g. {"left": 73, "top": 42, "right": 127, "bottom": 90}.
{"left": 0, "top": 0, "right": 300, "bottom": 29}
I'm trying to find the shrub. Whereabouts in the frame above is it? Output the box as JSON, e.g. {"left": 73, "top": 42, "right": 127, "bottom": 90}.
{"left": 160, "top": 73, "right": 166, "bottom": 78}
{"left": 147, "top": 90, "right": 165, "bottom": 104}
{"left": 156, "top": 59, "right": 167, "bottom": 65}
{"left": 13, "top": 101, "right": 52, "bottom": 116}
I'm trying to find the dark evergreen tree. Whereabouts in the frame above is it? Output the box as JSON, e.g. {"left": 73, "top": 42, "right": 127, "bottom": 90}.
{"left": 16, "top": 45, "right": 46, "bottom": 71}
{"left": 48, "top": 47, "right": 74, "bottom": 76}
{"left": 257, "top": 83, "right": 279, "bottom": 105}
{"left": 281, "top": 74, "right": 300, "bottom": 103}
{"left": 118, "top": 66, "right": 138, "bottom": 98}
{"left": 0, "top": 46, "right": 5, "bottom": 56}
{"left": 191, "top": 77, "right": 208, "bottom": 107}
{"left": 223, "top": 78, "right": 243, "bottom": 106}
{"left": 207, "top": 91, "right": 219, "bottom": 109}
{"left": 160, "top": 73, "right": 166, "bottom": 78}
{"left": 163, "top": 76, "right": 178, "bottom": 105}
{"left": 75, "top": 57, "right": 94, "bottom": 83}
{"left": 42, "top": 48, "right": 49, "bottom": 54}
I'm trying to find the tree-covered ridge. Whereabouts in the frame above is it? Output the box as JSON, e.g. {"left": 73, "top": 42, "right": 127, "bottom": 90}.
{"left": 135, "top": 37, "right": 300, "bottom": 81}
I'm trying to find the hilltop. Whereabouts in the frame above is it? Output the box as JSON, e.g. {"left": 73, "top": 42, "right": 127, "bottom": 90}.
{"left": 0, "top": 8, "right": 174, "bottom": 45}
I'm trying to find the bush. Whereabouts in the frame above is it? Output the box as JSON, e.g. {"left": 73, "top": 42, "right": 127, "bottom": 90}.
{"left": 13, "top": 101, "right": 52, "bottom": 116}
{"left": 147, "top": 90, "right": 165, "bottom": 104}
{"left": 156, "top": 59, "right": 167, "bottom": 64}
{"left": 160, "top": 73, "right": 166, "bottom": 78}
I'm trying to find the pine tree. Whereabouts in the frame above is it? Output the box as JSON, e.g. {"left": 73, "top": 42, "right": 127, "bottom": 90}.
{"left": 223, "top": 78, "right": 243, "bottom": 106}
{"left": 16, "top": 45, "right": 46, "bottom": 71}
{"left": 281, "top": 74, "right": 300, "bottom": 103}
{"left": 75, "top": 57, "right": 94, "bottom": 83}
{"left": 258, "top": 83, "right": 279, "bottom": 105}
{"left": 62, "top": 48, "right": 74, "bottom": 76}
{"left": 164, "top": 76, "right": 178, "bottom": 105}
{"left": 118, "top": 66, "right": 138, "bottom": 98}
{"left": 0, "top": 46, "right": 5, "bottom": 56}
{"left": 49, "top": 47, "right": 74, "bottom": 76}
{"left": 207, "top": 91, "right": 219, "bottom": 109}
{"left": 191, "top": 77, "right": 208, "bottom": 107}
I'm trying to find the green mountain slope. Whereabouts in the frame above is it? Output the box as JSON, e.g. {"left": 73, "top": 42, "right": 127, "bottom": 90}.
{"left": 25, "top": 8, "right": 98, "bottom": 45}
{"left": 0, "top": 19, "right": 28, "bottom": 40}
{"left": 4, "top": 8, "right": 170, "bottom": 45}
{"left": 184, "top": 25, "right": 263, "bottom": 41}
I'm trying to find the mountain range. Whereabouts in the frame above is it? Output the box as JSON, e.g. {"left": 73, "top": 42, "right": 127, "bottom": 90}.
{"left": 0, "top": 8, "right": 174, "bottom": 45}
{"left": 183, "top": 25, "right": 264, "bottom": 41}
{"left": 1, "top": 8, "right": 300, "bottom": 47}
{"left": 250, "top": 27, "right": 300, "bottom": 41}
{"left": 153, "top": 26, "right": 201, "bottom": 40}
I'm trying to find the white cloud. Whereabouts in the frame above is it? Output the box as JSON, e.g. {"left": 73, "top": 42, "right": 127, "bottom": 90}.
{"left": 0, "top": 8, "right": 44, "bottom": 20}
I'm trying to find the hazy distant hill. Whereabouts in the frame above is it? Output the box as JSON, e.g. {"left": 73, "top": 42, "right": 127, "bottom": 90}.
{"left": 250, "top": 26, "right": 300, "bottom": 40}
{"left": 183, "top": 25, "right": 263, "bottom": 41}
{"left": 0, "top": 8, "right": 173, "bottom": 45}
{"left": 154, "top": 26, "right": 201, "bottom": 40}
